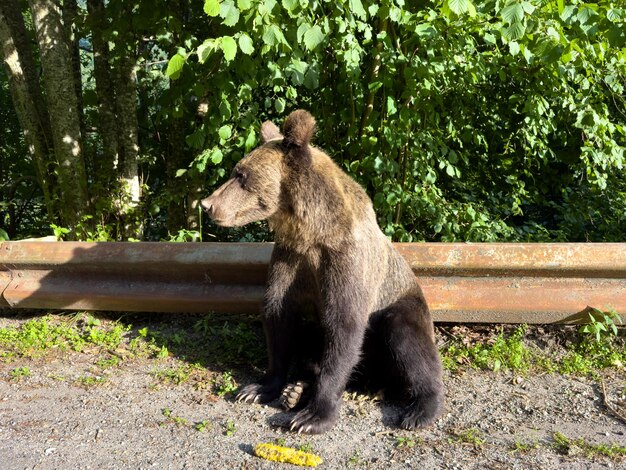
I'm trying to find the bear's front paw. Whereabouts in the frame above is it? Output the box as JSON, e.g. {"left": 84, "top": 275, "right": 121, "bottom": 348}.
{"left": 289, "top": 401, "right": 339, "bottom": 434}
{"left": 236, "top": 382, "right": 280, "bottom": 404}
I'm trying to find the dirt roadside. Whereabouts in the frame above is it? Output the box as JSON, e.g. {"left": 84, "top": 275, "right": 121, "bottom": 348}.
{"left": 0, "top": 313, "right": 624, "bottom": 469}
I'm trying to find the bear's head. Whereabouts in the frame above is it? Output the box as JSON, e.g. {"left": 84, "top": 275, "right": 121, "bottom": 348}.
{"left": 200, "top": 110, "right": 316, "bottom": 227}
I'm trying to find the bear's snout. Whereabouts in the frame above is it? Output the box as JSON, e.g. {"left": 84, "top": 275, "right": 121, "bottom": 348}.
{"left": 201, "top": 195, "right": 224, "bottom": 223}
{"left": 200, "top": 197, "right": 213, "bottom": 216}
{"left": 201, "top": 190, "right": 233, "bottom": 226}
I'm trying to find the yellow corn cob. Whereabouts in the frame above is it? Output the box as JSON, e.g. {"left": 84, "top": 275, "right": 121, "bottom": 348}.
{"left": 253, "top": 443, "right": 323, "bottom": 467}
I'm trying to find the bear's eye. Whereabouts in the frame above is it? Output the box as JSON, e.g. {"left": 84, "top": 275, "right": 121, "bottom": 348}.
{"left": 234, "top": 169, "right": 248, "bottom": 188}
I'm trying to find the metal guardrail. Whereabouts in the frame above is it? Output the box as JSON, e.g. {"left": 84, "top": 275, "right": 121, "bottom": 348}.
{"left": 0, "top": 241, "right": 624, "bottom": 323}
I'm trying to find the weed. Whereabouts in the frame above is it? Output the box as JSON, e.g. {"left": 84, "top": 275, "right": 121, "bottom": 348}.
{"left": 195, "top": 320, "right": 265, "bottom": 367}
{"left": 10, "top": 366, "right": 31, "bottom": 380}
{"left": 395, "top": 436, "right": 418, "bottom": 449}
{"left": 76, "top": 374, "right": 107, "bottom": 387}
{"left": 560, "top": 309, "right": 626, "bottom": 375}
{"left": 440, "top": 319, "right": 625, "bottom": 377}
{"left": 172, "top": 416, "right": 188, "bottom": 426}
{"left": 151, "top": 363, "right": 211, "bottom": 389}
{"left": 274, "top": 438, "right": 286, "bottom": 446}
{"left": 552, "top": 432, "right": 626, "bottom": 459}
{"left": 511, "top": 438, "right": 539, "bottom": 454}
{"left": 448, "top": 428, "right": 484, "bottom": 448}
{"left": 167, "top": 228, "right": 202, "bottom": 242}
{"left": 195, "top": 420, "right": 210, "bottom": 432}
{"left": 442, "top": 325, "right": 534, "bottom": 373}
{"left": 160, "top": 408, "right": 188, "bottom": 427}
{"left": 297, "top": 443, "right": 314, "bottom": 453}
{"left": 83, "top": 316, "right": 127, "bottom": 349}
{"left": 128, "top": 336, "right": 157, "bottom": 357}
{"left": 579, "top": 309, "right": 622, "bottom": 342}
{"left": 95, "top": 355, "right": 120, "bottom": 369}
{"left": 168, "top": 332, "right": 187, "bottom": 346}
{"left": 155, "top": 345, "right": 169, "bottom": 359}
{"left": 153, "top": 365, "right": 192, "bottom": 385}
{"left": 224, "top": 419, "right": 236, "bottom": 436}
{"left": 213, "top": 371, "right": 238, "bottom": 397}
{"left": 0, "top": 314, "right": 133, "bottom": 361}
{"left": 347, "top": 450, "right": 362, "bottom": 466}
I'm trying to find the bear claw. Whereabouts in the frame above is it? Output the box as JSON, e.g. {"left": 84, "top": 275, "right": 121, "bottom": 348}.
{"left": 236, "top": 383, "right": 279, "bottom": 404}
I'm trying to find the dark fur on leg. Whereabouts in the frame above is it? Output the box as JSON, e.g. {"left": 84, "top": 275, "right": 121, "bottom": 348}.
{"left": 361, "top": 294, "right": 444, "bottom": 429}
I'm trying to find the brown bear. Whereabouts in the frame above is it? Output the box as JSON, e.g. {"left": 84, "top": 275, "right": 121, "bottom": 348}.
{"left": 201, "top": 110, "right": 444, "bottom": 434}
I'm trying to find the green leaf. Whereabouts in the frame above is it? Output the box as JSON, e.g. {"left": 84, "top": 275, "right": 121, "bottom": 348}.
{"left": 166, "top": 53, "right": 185, "bottom": 80}
{"left": 387, "top": 96, "right": 397, "bottom": 115}
{"left": 303, "top": 25, "right": 325, "bottom": 51}
{"left": 447, "top": 0, "right": 469, "bottom": 15}
{"left": 262, "top": 24, "right": 289, "bottom": 48}
{"left": 204, "top": 0, "right": 220, "bottom": 16}
{"left": 220, "top": 0, "right": 240, "bottom": 26}
{"left": 282, "top": 0, "right": 298, "bottom": 11}
{"left": 197, "top": 40, "right": 216, "bottom": 63}
{"left": 560, "top": 5, "right": 576, "bottom": 22}
{"left": 303, "top": 63, "right": 319, "bottom": 89}
{"left": 577, "top": 6, "right": 597, "bottom": 25}
{"left": 186, "top": 129, "right": 206, "bottom": 149}
{"left": 238, "top": 0, "right": 252, "bottom": 10}
{"left": 218, "top": 125, "right": 232, "bottom": 140}
{"left": 389, "top": 6, "right": 402, "bottom": 23}
{"left": 500, "top": 3, "right": 524, "bottom": 24}
{"left": 297, "top": 23, "right": 309, "bottom": 43}
{"left": 0, "top": 228, "right": 9, "bottom": 241}
{"left": 244, "top": 130, "right": 257, "bottom": 152}
{"left": 238, "top": 33, "right": 254, "bottom": 55}
{"left": 349, "top": 0, "right": 367, "bottom": 20}
{"left": 607, "top": 8, "right": 623, "bottom": 23}
{"left": 275, "top": 97, "right": 286, "bottom": 113}
{"left": 508, "top": 41, "right": 520, "bottom": 56}
{"left": 368, "top": 81, "right": 382, "bottom": 92}
{"left": 502, "top": 21, "right": 526, "bottom": 41}
{"left": 415, "top": 23, "right": 436, "bottom": 38}
{"left": 219, "top": 97, "right": 232, "bottom": 118}
{"left": 175, "top": 169, "right": 187, "bottom": 178}
{"left": 210, "top": 148, "right": 223, "bottom": 164}
{"left": 220, "top": 36, "right": 237, "bottom": 62}
{"left": 286, "top": 59, "right": 308, "bottom": 85}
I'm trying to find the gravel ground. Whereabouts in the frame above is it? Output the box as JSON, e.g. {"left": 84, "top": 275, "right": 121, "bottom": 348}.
{"left": 0, "top": 314, "right": 624, "bottom": 469}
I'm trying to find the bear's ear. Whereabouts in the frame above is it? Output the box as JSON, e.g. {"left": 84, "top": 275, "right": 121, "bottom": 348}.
{"left": 260, "top": 120, "right": 283, "bottom": 143}
{"left": 282, "top": 110, "right": 316, "bottom": 148}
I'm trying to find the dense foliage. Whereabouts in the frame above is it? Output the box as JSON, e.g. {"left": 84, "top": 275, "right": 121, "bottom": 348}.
{"left": 1, "top": 0, "right": 625, "bottom": 242}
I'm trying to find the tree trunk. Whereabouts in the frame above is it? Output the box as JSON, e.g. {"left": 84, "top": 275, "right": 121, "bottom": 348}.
{"left": 62, "top": 0, "right": 86, "bottom": 143}
{"left": 28, "top": 0, "right": 90, "bottom": 234}
{"left": 114, "top": 53, "right": 142, "bottom": 239}
{"left": 86, "top": 0, "right": 118, "bottom": 199}
{"left": 0, "top": 2, "right": 56, "bottom": 221}
{"left": 166, "top": 114, "right": 187, "bottom": 234}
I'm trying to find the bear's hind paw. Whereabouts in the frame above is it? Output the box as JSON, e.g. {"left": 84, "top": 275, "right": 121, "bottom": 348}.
{"left": 279, "top": 381, "right": 310, "bottom": 410}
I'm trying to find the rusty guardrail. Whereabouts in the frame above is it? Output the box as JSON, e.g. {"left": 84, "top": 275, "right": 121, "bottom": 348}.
{"left": 0, "top": 241, "right": 625, "bottom": 323}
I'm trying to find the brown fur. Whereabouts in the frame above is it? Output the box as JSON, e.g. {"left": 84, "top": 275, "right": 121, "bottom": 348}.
{"left": 201, "top": 110, "right": 444, "bottom": 434}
